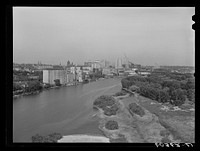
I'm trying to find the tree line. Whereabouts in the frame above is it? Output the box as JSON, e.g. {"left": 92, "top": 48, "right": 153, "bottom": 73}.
{"left": 121, "top": 72, "right": 195, "bottom": 106}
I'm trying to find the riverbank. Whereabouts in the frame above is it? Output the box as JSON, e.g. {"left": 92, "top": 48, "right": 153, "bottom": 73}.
{"left": 13, "top": 78, "right": 111, "bottom": 99}
{"left": 93, "top": 90, "right": 195, "bottom": 143}
{"left": 13, "top": 82, "right": 85, "bottom": 99}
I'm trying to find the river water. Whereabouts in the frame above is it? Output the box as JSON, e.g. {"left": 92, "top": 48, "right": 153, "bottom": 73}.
{"left": 13, "top": 78, "right": 122, "bottom": 142}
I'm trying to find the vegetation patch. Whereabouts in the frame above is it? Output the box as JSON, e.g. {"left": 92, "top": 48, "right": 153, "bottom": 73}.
{"left": 113, "top": 90, "right": 127, "bottom": 97}
{"left": 32, "top": 133, "right": 62, "bottom": 143}
{"left": 104, "top": 104, "right": 119, "bottom": 116}
{"left": 128, "top": 103, "right": 145, "bottom": 117}
{"left": 121, "top": 72, "right": 195, "bottom": 106}
{"left": 93, "top": 95, "right": 116, "bottom": 110}
{"left": 129, "top": 85, "right": 140, "bottom": 93}
{"left": 105, "top": 120, "right": 119, "bottom": 130}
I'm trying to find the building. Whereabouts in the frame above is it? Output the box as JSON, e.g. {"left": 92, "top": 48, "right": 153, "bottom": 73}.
{"left": 115, "top": 58, "right": 123, "bottom": 69}
{"left": 91, "top": 60, "right": 101, "bottom": 69}
{"left": 34, "top": 64, "right": 53, "bottom": 70}
{"left": 43, "top": 69, "right": 76, "bottom": 85}
{"left": 138, "top": 69, "right": 151, "bottom": 76}
{"left": 43, "top": 70, "right": 67, "bottom": 85}
{"left": 118, "top": 69, "right": 125, "bottom": 76}
{"left": 84, "top": 61, "right": 93, "bottom": 67}
{"left": 102, "top": 68, "right": 112, "bottom": 75}
{"left": 124, "top": 70, "right": 137, "bottom": 76}
{"left": 67, "top": 73, "right": 75, "bottom": 84}
{"left": 82, "top": 66, "right": 92, "bottom": 75}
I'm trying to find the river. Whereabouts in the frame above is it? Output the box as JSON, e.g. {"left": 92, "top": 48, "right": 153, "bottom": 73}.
{"left": 13, "top": 78, "right": 122, "bottom": 142}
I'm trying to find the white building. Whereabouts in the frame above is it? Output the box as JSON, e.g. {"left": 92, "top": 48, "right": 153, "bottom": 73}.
{"left": 124, "top": 70, "right": 137, "bottom": 76}
{"left": 43, "top": 70, "right": 75, "bottom": 85}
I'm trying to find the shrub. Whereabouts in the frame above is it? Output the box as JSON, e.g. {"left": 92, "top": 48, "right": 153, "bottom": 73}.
{"left": 32, "top": 133, "right": 62, "bottom": 143}
{"left": 129, "top": 85, "right": 140, "bottom": 92}
{"left": 128, "top": 103, "right": 145, "bottom": 117}
{"left": 13, "top": 83, "right": 23, "bottom": 91}
{"left": 171, "top": 89, "right": 186, "bottom": 106}
{"left": 104, "top": 104, "right": 119, "bottom": 116}
{"left": 54, "top": 79, "right": 61, "bottom": 86}
{"left": 113, "top": 91, "right": 127, "bottom": 96}
{"left": 121, "top": 79, "right": 133, "bottom": 88}
{"left": 105, "top": 120, "right": 119, "bottom": 130}
{"left": 93, "top": 95, "right": 116, "bottom": 110}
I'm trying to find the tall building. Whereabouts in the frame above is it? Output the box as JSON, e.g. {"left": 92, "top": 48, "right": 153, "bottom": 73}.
{"left": 115, "top": 58, "right": 123, "bottom": 69}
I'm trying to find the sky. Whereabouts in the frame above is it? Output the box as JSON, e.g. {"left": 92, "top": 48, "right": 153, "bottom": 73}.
{"left": 13, "top": 7, "right": 195, "bottom": 66}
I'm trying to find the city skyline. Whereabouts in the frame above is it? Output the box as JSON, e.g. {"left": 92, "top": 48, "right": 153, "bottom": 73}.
{"left": 13, "top": 7, "right": 195, "bottom": 66}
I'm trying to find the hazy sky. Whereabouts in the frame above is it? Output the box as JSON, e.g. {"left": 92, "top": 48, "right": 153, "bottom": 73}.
{"left": 13, "top": 7, "right": 195, "bottom": 66}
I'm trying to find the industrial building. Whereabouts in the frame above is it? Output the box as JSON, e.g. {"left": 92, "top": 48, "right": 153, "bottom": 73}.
{"left": 43, "top": 69, "right": 75, "bottom": 85}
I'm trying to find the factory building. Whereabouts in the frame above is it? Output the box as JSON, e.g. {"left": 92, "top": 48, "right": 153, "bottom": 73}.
{"left": 43, "top": 69, "right": 75, "bottom": 85}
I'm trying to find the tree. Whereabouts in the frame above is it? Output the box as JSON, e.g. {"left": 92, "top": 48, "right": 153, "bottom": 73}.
{"left": 105, "top": 121, "right": 119, "bottom": 130}
{"left": 185, "top": 78, "right": 195, "bottom": 90}
{"left": 25, "top": 81, "right": 42, "bottom": 92}
{"left": 187, "top": 89, "right": 195, "bottom": 102}
{"left": 13, "top": 83, "right": 22, "bottom": 91}
{"left": 158, "top": 89, "right": 170, "bottom": 103}
{"left": 121, "top": 79, "right": 132, "bottom": 88}
{"left": 54, "top": 79, "right": 61, "bottom": 86}
{"left": 93, "top": 95, "right": 116, "bottom": 110}
{"left": 171, "top": 88, "right": 186, "bottom": 106}
{"left": 162, "top": 80, "right": 180, "bottom": 89}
